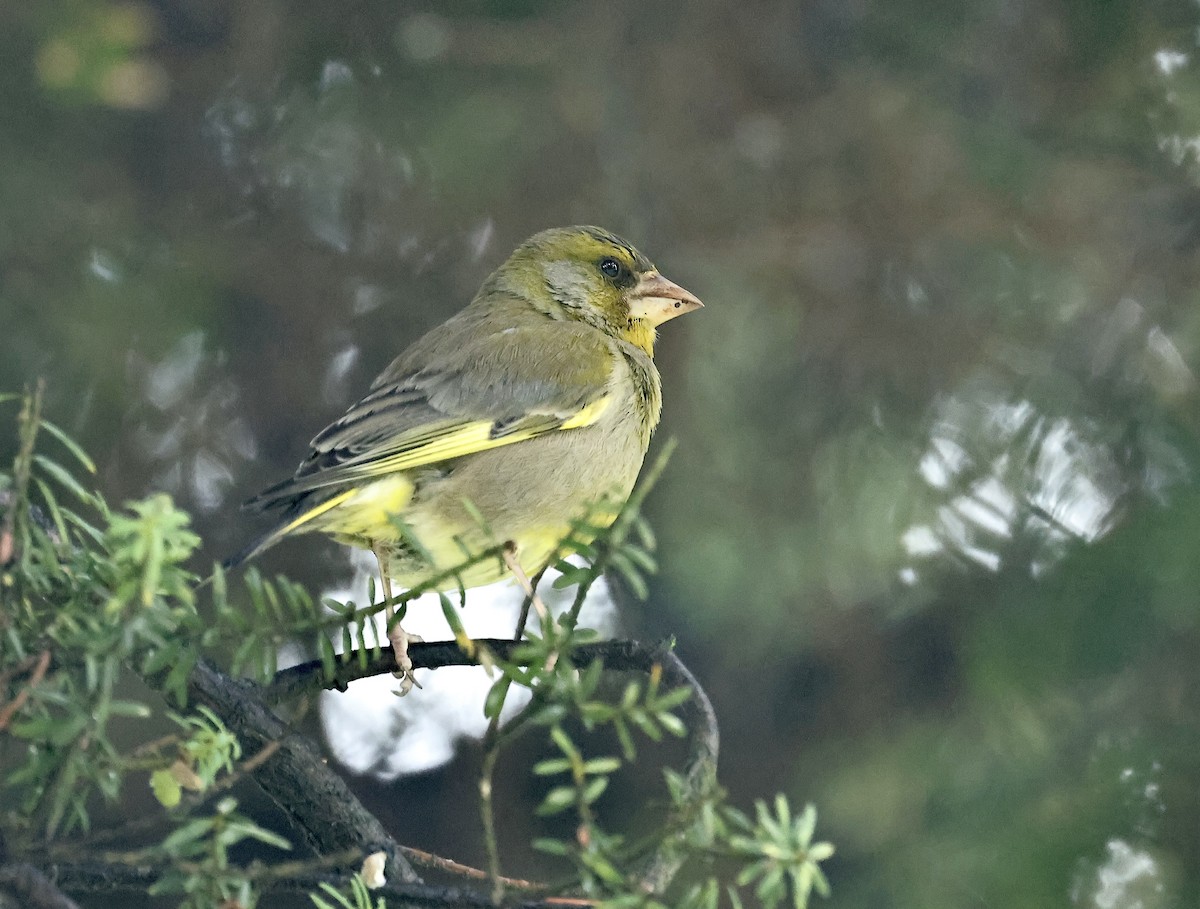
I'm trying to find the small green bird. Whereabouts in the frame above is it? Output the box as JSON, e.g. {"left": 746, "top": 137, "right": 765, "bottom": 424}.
{"left": 230, "top": 226, "right": 702, "bottom": 689}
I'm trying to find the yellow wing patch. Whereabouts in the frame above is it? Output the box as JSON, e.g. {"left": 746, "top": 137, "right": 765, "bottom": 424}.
{"left": 278, "top": 488, "right": 357, "bottom": 536}
{"left": 559, "top": 395, "right": 611, "bottom": 430}
{"left": 328, "top": 474, "right": 417, "bottom": 539}
{"left": 281, "top": 474, "right": 418, "bottom": 542}
{"left": 347, "top": 394, "right": 613, "bottom": 480}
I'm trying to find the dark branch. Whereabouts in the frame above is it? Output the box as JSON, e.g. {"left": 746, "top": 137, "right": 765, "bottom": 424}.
{"left": 45, "top": 860, "right": 585, "bottom": 908}
{"left": 138, "top": 638, "right": 717, "bottom": 903}
{"left": 0, "top": 863, "right": 81, "bottom": 909}
{"left": 184, "top": 659, "right": 420, "bottom": 883}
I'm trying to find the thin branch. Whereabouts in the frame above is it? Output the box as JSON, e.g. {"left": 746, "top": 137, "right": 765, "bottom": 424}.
{"left": 0, "top": 649, "right": 51, "bottom": 731}
{"left": 479, "top": 740, "right": 503, "bottom": 903}
{"left": 628, "top": 647, "right": 720, "bottom": 892}
{"left": 397, "top": 845, "right": 544, "bottom": 891}
{"left": 502, "top": 544, "right": 548, "bottom": 625}
{"left": 512, "top": 565, "right": 550, "bottom": 642}
{"left": 0, "top": 651, "right": 42, "bottom": 690}
{"left": 124, "top": 731, "right": 183, "bottom": 761}
{"left": 486, "top": 548, "right": 550, "bottom": 904}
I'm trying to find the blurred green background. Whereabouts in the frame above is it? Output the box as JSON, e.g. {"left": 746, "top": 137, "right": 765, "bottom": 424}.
{"left": 4, "top": 0, "right": 1200, "bottom": 905}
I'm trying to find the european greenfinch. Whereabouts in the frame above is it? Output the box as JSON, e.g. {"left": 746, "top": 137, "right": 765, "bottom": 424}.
{"left": 229, "top": 226, "right": 702, "bottom": 688}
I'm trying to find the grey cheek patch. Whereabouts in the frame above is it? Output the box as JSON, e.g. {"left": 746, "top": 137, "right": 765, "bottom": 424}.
{"left": 542, "top": 260, "right": 592, "bottom": 310}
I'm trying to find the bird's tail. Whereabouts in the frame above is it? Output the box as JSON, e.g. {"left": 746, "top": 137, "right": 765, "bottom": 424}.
{"left": 216, "top": 487, "right": 357, "bottom": 576}
{"left": 192, "top": 527, "right": 285, "bottom": 591}
{"left": 220, "top": 527, "right": 288, "bottom": 573}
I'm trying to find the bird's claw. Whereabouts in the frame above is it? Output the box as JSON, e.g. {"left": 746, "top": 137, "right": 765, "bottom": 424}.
{"left": 389, "top": 626, "right": 424, "bottom": 696}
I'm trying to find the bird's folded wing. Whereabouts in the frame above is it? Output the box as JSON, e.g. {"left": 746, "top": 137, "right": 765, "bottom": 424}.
{"left": 245, "top": 322, "right": 616, "bottom": 510}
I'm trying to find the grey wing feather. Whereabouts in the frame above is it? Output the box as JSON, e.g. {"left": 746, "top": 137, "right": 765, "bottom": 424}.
{"left": 244, "top": 319, "right": 615, "bottom": 511}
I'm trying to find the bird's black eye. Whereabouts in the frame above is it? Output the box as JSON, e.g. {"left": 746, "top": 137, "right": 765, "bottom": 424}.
{"left": 599, "top": 257, "right": 621, "bottom": 279}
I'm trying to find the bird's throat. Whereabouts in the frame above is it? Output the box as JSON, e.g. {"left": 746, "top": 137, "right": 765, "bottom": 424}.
{"left": 620, "top": 320, "right": 657, "bottom": 357}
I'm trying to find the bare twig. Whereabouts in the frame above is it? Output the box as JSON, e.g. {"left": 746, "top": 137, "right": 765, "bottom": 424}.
{"left": 125, "top": 732, "right": 183, "bottom": 761}
{"left": 0, "top": 649, "right": 51, "bottom": 732}
{"left": 398, "top": 845, "right": 543, "bottom": 891}
{"left": 502, "top": 543, "right": 548, "bottom": 625}
{"left": 512, "top": 565, "right": 550, "bottom": 641}
{"left": 0, "top": 652, "right": 44, "bottom": 692}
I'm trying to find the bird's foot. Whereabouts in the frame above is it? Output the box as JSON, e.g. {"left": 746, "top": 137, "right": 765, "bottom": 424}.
{"left": 503, "top": 542, "right": 549, "bottom": 633}
{"left": 388, "top": 624, "right": 425, "bottom": 696}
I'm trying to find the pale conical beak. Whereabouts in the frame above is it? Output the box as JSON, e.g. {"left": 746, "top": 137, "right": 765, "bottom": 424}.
{"left": 628, "top": 272, "right": 704, "bottom": 326}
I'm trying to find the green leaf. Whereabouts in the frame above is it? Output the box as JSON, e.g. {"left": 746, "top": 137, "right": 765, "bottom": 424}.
{"left": 61, "top": 506, "right": 104, "bottom": 544}
{"left": 224, "top": 818, "right": 292, "bottom": 850}
{"left": 582, "top": 776, "right": 609, "bottom": 804}
{"left": 620, "top": 543, "right": 658, "bottom": 573}
{"left": 160, "top": 816, "right": 216, "bottom": 855}
{"left": 579, "top": 850, "right": 623, "bottom": 885}
{"left": 107, "top": 699, "right": 151, "bottom": 718}
{"left": 318, "top": 635, "right": 336, "bottom": 676}
{"left": 552, "top": 565, "right": 591, "bottom": 589}
{"left": 550, "top": 725, "right": 581, "bottom": 761}
{"left": 657, "top": 713, "right": 686, "bottom": 738}
{"left": 810, "top": 865, "right": 831, "bottom": 898}
{"left": 652, "top": 685, "right": 692, "bottom": 710}
{"left": 680, "top": 878, "right": 719, "bottom": 909}
{"left": 632, "top": 516, "right": 656, "bottom": 552}
{"left": 532, "top": 837, "right": 570, "bottom": 855}
{"left": 610, "top": 552, "right": 649, "bottom": 599}
{"left": 39, "top": 420, "right": 97, "bottom": 473}
{"left": 621, "top": 681, "right": 641, "bottom": 709}
{"left": 483, "top": 677, "right": 512, "bottom": 719}
{"left": 533, "top": 758, "right": 572, "bottom": 776}
{"left": 150, "top": 768, "right": 182, "bottom": 807}
{"left": 578, "top": 658, "right": 604, "bottom": 695}
{"left": 527, "top": 703, "right": 569, "bottom": 727}
{"left": 582, "top": 756, "right": 622, "bottom": 775}
{"left": 630, "top": 710, "right": 663, "bottom": 741}
{"left": 536, "top": 786, "right": 576, "bottom": 815}
{"left": 795, "top": 802, "right": 816, "bottom": 846}
{"left": 808, "top": 841, "right": 835, "bottom": 862}
{"left": 439, "top": 591, "right": 468, "bottom": 638}
{"left": 755, "top": 865, "right": 785, "bottom": 904}
{"left": 33, "top": 454, "right": 94, "bottom": 505}
{"left": 791, "top": 866, "right": 813, "bottom": 909}
{"left": 775, "top": 793, "right": 792, "bottom": 830}
{"left": 735, "top": 858, "right": 767, "bottom": 889}
{"left": 32, "top": 478, "right": 69, "bottom": 543}
{"left": 614, "top": 718, "right": 636, "bottom": 761}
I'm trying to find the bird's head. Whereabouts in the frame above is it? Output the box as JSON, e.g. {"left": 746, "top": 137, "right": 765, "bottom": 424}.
{"left": 496, "top": 226, "right": 703, "bottom": 357}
